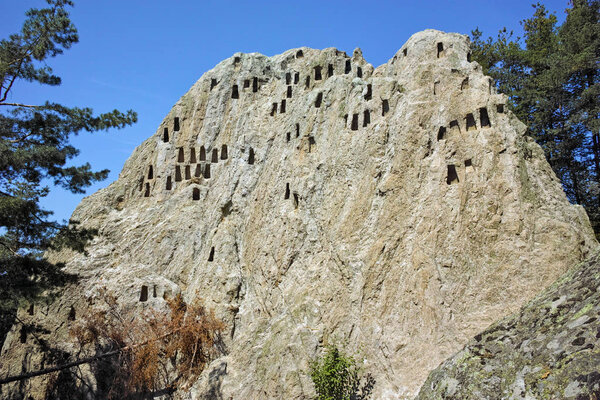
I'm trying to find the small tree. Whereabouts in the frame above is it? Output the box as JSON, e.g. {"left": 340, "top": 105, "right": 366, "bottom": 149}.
{"left": 310, "top": 345, "right": 374, "bottom": 400}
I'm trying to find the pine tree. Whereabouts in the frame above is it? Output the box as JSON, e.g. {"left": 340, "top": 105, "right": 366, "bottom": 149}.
{"left": 0, "top": 0, "right": 137, "bottom": 344}
{"left": 470, "top": 1, "right": 600, "bottom": 236}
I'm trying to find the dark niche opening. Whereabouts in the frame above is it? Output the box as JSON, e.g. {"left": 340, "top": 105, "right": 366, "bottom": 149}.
{"left": 287, "top": 85, "right": 292, "bottom": 98}
{"left": 194, "top": 164, "right": 202, "bottom": 178}
{"left": 497, "top": 104, "right": 505, "bottom": 114}
{"left": 296, "top": 123, "right": 300, "bottom": 137}
{"left": 199, "top": 146, "right": 206, "bottom": 161}
{"left": 163, "top": 127, "right": 169, "bottom": 142}
{"left": 294, "top": 72, "right": 299, "bottom": 84}
{"left": 144, "top": 183, "right": 150, "bottom": 197}
{"left": 68, "top": 306, "right": 76, "bottom": 321}
{"left": 465, "top": 159, "right": 473, "bottom": 169}
{"left": 178, "top": 147, "right": 185, "bottom": 163}
{"left": 166, "top": 176, "right": 172, "bottom": 190}
{"left": 140, "top": 285, "right": 148, "bottom": 302}
{"left": 243, "top": 79, "right": 250, "bottom": 88}
{"left": 309, "top": 136, "right": 316, "bottom": 152}
{"left": 284, "top": 183, "right": 290, "bottom": 199}
{"left": 357, "top": 66, "right": 362, "bottom": 78}
{"left": 365, "top": 84, "right": 372, "bottom": 101}
{"left": 193, "top": 187, "right": 200, "bottom": 201}
{"left": 185, "top": 165, "right": 191, "bottom": 180}
{"left": 174, "top": 117, "right": 180, "bottom": 132}
{"left": 221, "top": 144, "right": 228, "bottom": 159}
{"left": 286, "top": 132, "right": 291, "bottom": 142}
{"left": 363, "top": 110, "right": 370, "bottom": 127}
{"left": 248, "top": 148, "right": 255, "bottom": 165}
{"left": 328, "top": 64, "right": 334, "bottom": 77}
{"left": 175, "top": 166, "right": 182, "bottom": 182}
{"left": 461, "top": 77, "right": 469, "bottom": 91}
{"left": 466, "top": 113, "right": 477, "bottom": 131}
{"left": 211, "top": 78, "right": 218, "bottom": 90}
{"left": 305, "top": 75, "right": 310, "bottom": 89}
{"left": 27, "top": 304, "right": 34, "bottom": 316}
{"left": 286, "top": 72, "right": 291, "bottom": 85}
{"left": 345, "top": 59, "right": 351, "bottom": 74}
{"left": 190, "top": 148, "right": 197, "bottom": 163}
{"left": 293, "top": 192, "right": 299, "bottom": 209}
{"left": 437, "top": 126, "right": 447, "bottom": 141}
{"left": 296, "top": 50, "right": 304, "bottom": 58}
{"left": 204, "top": 163, "right": 211, "bottom": 179}
{"left": 212, "top": 148, "right": 219, "bottom": 163}
{"left": 314, "top": 66, "right": 322, "bottom": 81}
{"left": 231, "top": 85, "right": 239, "bottom": 99}
{"left": 280, "top": 99, "right": 286, "bottom": 113}
{"left": 449, "top": 120, "right": 460, "bottom": 132}
{"left": 344, "top": 114, "right": 348, "bottom": 125}
{"left": 234, "top": 56, "right": 241, "bottom": 64}
{"left": 252, "top": 77, "right": 258, "bottom": 92}
{"left": 315, "top": 92, "right": 323, "bottom": 108}
{"left": 208, "top": 246, "right": 215, "bottom": 261}
{"left": 351, "top": 113, "right": 359, "bottom": 131}
{"left": 382, "top": 99, "right": 390, "bottom": 116}
{"left": 403, "top": 48, "right": 407, "bottom": 56}
{"left": 437, "top": 42, "right": 444, "bottom": 58}
{"left": 434, "top": 81, "right": 439, "bottom": 95}
{"left": 148, "top": 165, "right": 153, "bottom": 179}
{"left": 20, "top": 327, "right": 27, "bottom": 343}
{"left": 479, "top": 107, "right": 491, "bottom": 127}
{"left": 271, "top": 103, "right": 278, "bottom": 116}
{"left": 467, "top": 52, "right": 472, "bottom": 62}
{"left": 153, "top": 285, "right": 157, "bottom": 298}
{"left": 447, "top": 165, "right": 459, "bottom": 185}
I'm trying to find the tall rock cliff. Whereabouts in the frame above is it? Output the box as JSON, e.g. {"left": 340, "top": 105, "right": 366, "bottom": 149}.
{"left": 1, "top": 30, "right": 597, "bottom": 399}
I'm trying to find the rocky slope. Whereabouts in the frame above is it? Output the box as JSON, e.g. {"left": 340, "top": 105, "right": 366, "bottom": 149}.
{"left": 416, "top": 251, "right": 600, "bottom": 400}
{"left": 0, "top": 29, "right": 597, "bottom": 399}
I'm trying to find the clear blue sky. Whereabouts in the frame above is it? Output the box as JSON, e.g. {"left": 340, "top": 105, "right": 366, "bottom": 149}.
{"left": 2, "top": 0, "right": 569, "bottom": 222}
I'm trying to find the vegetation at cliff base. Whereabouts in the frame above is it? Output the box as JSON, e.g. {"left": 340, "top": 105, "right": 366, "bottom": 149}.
{"left": 0, "top": 0, "right": 137, "bottom": 344}
{"left": 470, "top": 0, "right": 600, "bottom": 236}
{"left": 310, "top": 345, "right": 374, "bottom": 400}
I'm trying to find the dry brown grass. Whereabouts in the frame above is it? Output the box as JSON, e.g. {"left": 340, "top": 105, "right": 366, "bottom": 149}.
{"left": 69, "top": 288, "right": 225, "bottom": 398}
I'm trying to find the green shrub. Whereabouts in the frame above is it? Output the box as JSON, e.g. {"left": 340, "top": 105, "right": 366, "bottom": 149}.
{"left": 309, "top": 345, "right": 374, "bottom": 400}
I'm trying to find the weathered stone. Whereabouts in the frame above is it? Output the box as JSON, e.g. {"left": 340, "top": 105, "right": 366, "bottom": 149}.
{"left": 0, "top": 29, "right": 597, "bottom": 399}
{"left": 416, "top": 251, "right": 600, "bottom": 400}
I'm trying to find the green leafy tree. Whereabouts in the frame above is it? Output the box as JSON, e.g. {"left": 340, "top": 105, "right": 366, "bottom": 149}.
{"left": 470, "top": 1, "right": 600, "bottom": 236}
{"left": 0, "top": 0, "right": 137, "bottom": 344}
{"left": 310, "top": 345, "right": 374, "bottom": 400}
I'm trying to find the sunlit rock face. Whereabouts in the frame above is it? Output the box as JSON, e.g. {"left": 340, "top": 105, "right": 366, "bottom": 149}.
{"left": 1, "top": 29, "right": 597, "bottom": 400}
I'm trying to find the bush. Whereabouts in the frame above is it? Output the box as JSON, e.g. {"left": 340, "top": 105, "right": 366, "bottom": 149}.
{"left": 310, "top": 345, "right": 374, "bottom": 400}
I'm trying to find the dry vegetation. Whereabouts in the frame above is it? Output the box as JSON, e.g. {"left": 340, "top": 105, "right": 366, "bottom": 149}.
{"left": 67, "top": 288, "right": 225, "bottom": 399}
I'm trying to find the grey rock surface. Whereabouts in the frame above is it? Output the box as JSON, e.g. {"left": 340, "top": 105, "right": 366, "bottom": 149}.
{"left": 416, "top": 251, "right": 600, "bottom": 400}
{"left": 1, "top": 29, "right": 597, "bottom": 399}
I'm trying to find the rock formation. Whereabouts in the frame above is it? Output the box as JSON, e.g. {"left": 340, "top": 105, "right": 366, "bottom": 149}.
{"left": 0, "top": 29, "right": 597, "bottom": 399}
{"left": 416, "top": 251, "right": 600, "bottom": 399}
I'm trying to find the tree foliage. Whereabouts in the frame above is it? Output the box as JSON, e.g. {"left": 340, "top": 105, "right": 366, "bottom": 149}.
{"left": 0, "top": 0, "right": 137, "bottom": 343}
{"left": 470, "top": 0, "right": 600, "bottom": 236}
{"left": 310, "top": 345, "right": 374, "bottom": 400}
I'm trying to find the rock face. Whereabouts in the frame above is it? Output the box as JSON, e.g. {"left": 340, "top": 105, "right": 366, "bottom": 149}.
{"left": 0, "top": 30, "right": 597, "bottom": 399}
{"left": 416, "top": 251, "right": 600, "bottom": 400}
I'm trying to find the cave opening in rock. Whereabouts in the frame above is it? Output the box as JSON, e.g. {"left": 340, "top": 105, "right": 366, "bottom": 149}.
{"left": 365, "top": 84, "right": 372, "bottom": 101}
{"left": 208, "top": 246, "right": 215, "bottom": 261}
{"left": 314, "top": 66, "right": 322, "bottom": 81}
{"left": 248, "top": 148, "right": 255, "bottom": 164}
{"left": 140, "top": 285, "right": 148, "bottom": 302}
{"left": 328, "top": 64, "right": 334, "bottom": 77}
{"left": 199, "top": 146, "right": 206, "bottom": 161}
{"left": 357, "top": 66, "right": 362, "bottom": 78}
{"left": 204, "top": 164, "right": 211, "bottom": 179}
{"left": 178, "top": 147, "right": 185, "bottom": 162}
{"left": 174, "top": 117, "right": 180, "bottom": 132}
{"left": 185, "top": 165, "right": 191, "bottom": 180}
{"left": 315, "top": 92, "right": 323, "bottom": 108}
{"left": 190, "top": 148, "right": 197, "bottom": 163}
{"left": 285, "top": 183, "right": 290, "bottom": 199}
{"left": 286, "top": 72, "right": 291, "bottom": 85}
{"left": 351, "top": 114, "right": 359, "bottom": 131}
{"left": 363, "top": 110, "right": 370, "bottom": 127}
{"left": 175, "top": 166, "right": 182, "bottom": 182}
{"left": 466, "top": 113, "right": 477, "bottom": 131}
{"left": 287, "top": 86, "right": 292, "bottom": 98}
{"left": 294, "top": 72, "right": 299, "bottom": 84}
{"left": 211, "top": 78, "right": 217, "bottom": 90}
{"left": 438, "top": 126, "right": 447, "bottom": 141}
{"left": 437, "top": 42, "right": 444, "bottom": 58}
{"left": 280, "top": 99, "right": 286, "bottom": 113}
{"left": 231, "top": 85, "right": 239, "bottom": 99}
{"left": 144, "top": 183, "right": 150, "bottom": 197}
{"left": 479, "top": 107, "right": 491, "bottom": 127}
{"left": 345, "top": 59, "right": 351, "bottom": 74}
{"left": 166, "top": 176, "right": 172, "bottom": 190}
{"left": 296, "top": 50, "right": 303, "bottom": 58}
{"left": 148, "top": 165, "right": 153, "bottom": 179}
{"left": 163, "top": 128, "right": 169, "bottom": 142}
{"left": 221, "top": 144, "right": 228, "bottom": 160}
{"left": 382, "top": 99, "right": 389, "bottom": 116}
{"left": 271, "top": 103, "right": 277, "bottom": 116}
{"left": 193, "top": 187, "right": 200, "bottom": 200}
{"left": 211, "top": 148, "right": 219, "bottom": 163}
{"left": 447, "top": 165, "right": 459, "bottom": 185}
{"left": 252, "top": 77, "right": 258, "bottom": 92}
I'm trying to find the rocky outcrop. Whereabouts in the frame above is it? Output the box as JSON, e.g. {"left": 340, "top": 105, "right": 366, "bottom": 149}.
{"left": 0, "top": 30, "right": 597, "bottom": 399}
{"left": 416, "top": 251, "right": 600, "bottom": 400}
